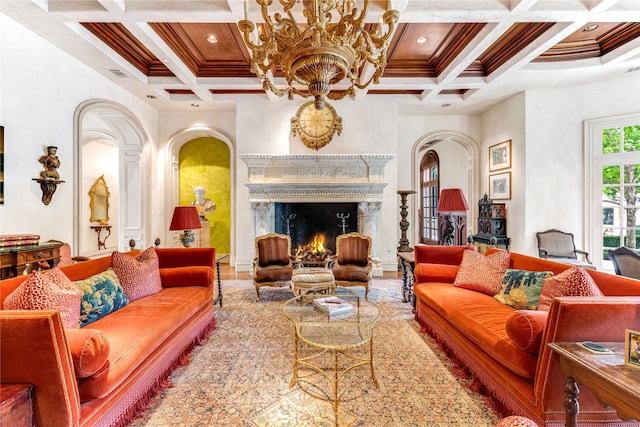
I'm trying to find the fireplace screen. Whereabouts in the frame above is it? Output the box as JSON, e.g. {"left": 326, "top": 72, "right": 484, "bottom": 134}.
{"left": 275, "top": 202, "right": 358, "bottom": 264}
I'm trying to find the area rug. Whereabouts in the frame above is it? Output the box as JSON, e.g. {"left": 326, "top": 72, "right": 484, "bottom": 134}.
{"left": 250, "top": 390, "right": 357, "bottom": 427}
{"left": 129, "top": 279, "right": 499, "bottom": 427}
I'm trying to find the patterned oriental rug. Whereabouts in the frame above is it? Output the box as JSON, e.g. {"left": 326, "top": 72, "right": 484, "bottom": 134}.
{"left": 129, "top": 279, "right": 499, "bottom": 426}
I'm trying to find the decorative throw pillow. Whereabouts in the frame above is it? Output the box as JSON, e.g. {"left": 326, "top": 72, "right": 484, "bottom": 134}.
{"left": 3, "top": 268, "right": 81, "bottom": 329}
{"left": 65, "top": 328, "right": 111, "bottom": 378}
{"left": 537, "top": 266, "right": 604, "bottom": 311}
{"left": 494, "top": 269, "right": 553, "bottom": 310}
{"left": 453, "top": 250, "right": 511, "bottom": 296}
{"left": 506, "top": 310, "right": 549, "bottom": 353}
{"left": 111, "top": 247, "right": 162, "bottom": 301}
{"left": 75, "top": 268, "right": 129, "bottom": 327}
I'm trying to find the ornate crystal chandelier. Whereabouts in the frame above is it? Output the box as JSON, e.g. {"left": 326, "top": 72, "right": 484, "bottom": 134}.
{"left": 238, "top": 0, "right": 399, "bottom": 110}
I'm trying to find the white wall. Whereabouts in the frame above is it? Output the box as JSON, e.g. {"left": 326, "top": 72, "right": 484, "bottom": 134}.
{"left": 480, "top": 93, "right": 526, "bottom": 252}
{"left": 0, "top": 14, "right": 157, "bottom": 249}
{"left": 3, "top": 12, "right": 639, "bottom": 270}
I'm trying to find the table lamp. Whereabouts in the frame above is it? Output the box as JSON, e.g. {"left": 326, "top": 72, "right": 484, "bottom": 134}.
{"left": 169, "top": 206, "right": 202, "bottom": 248}
{"left": 437, "top": 188, "right": 469, "bottom": 245}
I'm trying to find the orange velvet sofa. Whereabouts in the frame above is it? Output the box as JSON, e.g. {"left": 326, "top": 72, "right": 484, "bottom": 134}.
{"left": 413, "top": 245, "right": 640, "bottom": 426}
{"left": 0, "top": 247, "right": 217, "bottom": 427}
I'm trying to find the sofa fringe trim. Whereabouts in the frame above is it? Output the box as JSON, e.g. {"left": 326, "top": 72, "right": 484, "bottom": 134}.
{"left": 112, "top": 317, "right": 217, "bottom": 427}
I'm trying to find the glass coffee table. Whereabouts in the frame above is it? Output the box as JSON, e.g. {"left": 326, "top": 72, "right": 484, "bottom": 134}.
{"left": 282, "top": 286, "right": 380, "bottom": 425}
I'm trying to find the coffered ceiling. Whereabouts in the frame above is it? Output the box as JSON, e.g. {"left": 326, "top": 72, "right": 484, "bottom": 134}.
{"left": 3, "top": 0, "right": 640, "bottom": 114}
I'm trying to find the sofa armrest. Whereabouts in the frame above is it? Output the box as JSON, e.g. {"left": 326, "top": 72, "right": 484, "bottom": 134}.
{"left": 0, "top": 310, "right": 81, "bottom": 427}
{"left": 535, "top": 296, "right": 640, "bottom": 413}
{"left": 160, "top": 266, "right": 215, "bottom": 288}
{"left": 155, "top": 248, "right": 216, "bottom": 269}
{"left": 414, "top": 263, "right": 459, "bottom": 283}
{"left": 414, "top": 245, "right": 475, "bottom": 265}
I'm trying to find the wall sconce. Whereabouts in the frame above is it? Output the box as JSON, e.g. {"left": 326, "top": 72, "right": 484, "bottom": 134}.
{"left": 169, "top": 206, "right": 202, "bottom": 248}
{"left": 437, "top": 188, "right": 469, "bottom": 245}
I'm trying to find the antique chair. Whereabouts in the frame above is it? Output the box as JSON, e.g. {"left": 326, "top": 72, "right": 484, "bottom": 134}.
{"left": 608, "top": 247, "right": 640, "bottom": 280}
{"left": 326, "top": 232, "right": 373, "bottom": 299}
{"left": 535, "top": 229, "right": 594, "bottom": 268}
{"left": 252, "top": 233, "right": 297, "bottom": 301}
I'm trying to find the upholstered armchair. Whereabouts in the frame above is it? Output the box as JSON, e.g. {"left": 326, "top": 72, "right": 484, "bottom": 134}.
{"left": 608, "top": 246, "right": 640, "bottom": 279}
{"left": 252, "top": 233, "right": 297, "bottom": 301}
{"left": 326, "top": 232, "right": 373, "bottom": 299}
{"left": 535, "top": 229, "right": 593, "bottom": 268}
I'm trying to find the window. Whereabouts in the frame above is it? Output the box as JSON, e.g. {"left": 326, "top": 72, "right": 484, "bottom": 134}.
{"left": 601, "top": 124, "right": 640, "bottom": 257}
{"left": 587, "top": 114, "right": 640, "bottom": 269}
{"left": 419, "top": 151, "right": 439, "bottom": 244}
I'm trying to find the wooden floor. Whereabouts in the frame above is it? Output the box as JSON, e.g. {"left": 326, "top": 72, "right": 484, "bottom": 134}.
{"left": 217, "top": 263, "right": 403, "bottom": 281}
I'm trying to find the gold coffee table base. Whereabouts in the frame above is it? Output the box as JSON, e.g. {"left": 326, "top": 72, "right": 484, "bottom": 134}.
{"left": 283, "top": 287, "right": 380, "bottom": 426}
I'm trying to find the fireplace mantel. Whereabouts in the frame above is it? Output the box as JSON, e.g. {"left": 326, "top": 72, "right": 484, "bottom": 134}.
{"left": 239, "top": 154, "right": 392, "bottom": 202}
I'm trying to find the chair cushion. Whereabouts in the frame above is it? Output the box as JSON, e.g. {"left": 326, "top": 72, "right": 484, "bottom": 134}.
{"left": 75, "top": 268, "right": 129, "bottom": 327}
{"left": 111, "top": 247, "right": 162, "bottom": 302}
{"left": 494, "top": 269, "right": 553, "bottom": 310}
{"left": 255, "top": 266, "right": 292, "bottom": 282}
{"left": 257, "top": 237, "right": 290, "bottom": 267}
{"left": 538, "top": 231, "right": 576, "bottom": 258}
{"left": 453, "top": 250, "right": 511, "bottom": 296}
{"left": 3, "top": 268, "right": 81, "bottom": 329}
{"left": 337, "top": 236, "right": 369, "bottom": 266}
{"left": 537, "top": 266, "right": 603, "bottom": 311}
{"left": 332, "top": 265, "right": 370, "bottom": 282}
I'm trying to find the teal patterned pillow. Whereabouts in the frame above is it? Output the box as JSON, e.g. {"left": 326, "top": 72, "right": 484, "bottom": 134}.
{"left": 494, "top": 269, "right": 553, "bottom": 310}
{"left": 75, "top": 268, "right": 129, "bottom": 327}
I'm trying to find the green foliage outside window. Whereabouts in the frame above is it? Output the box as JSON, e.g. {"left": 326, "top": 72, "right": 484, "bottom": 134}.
{"left": 602, "top": 125, "right": 640, "bottom": 249}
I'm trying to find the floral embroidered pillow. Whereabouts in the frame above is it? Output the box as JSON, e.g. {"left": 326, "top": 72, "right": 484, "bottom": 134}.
{"left": 75, "top": 268, "right": 129, "bottom": 327}
{"left": 494, "top": 269, "right": 553, "bottom": 310}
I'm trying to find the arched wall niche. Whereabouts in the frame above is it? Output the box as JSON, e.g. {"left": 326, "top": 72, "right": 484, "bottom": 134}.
{"left": 74, "top": 99, "right": 150, "bottom": 256}
{"left": 411, "top": 131, "right": 479, "bottom": 247}
{"left": 165, "top": 127, "right": 235, "bottom": 261}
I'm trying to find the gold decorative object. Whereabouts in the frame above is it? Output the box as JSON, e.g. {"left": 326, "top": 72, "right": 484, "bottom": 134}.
{"left": 33, "top": 145, "right": 64, "bottom": 205}
{"left": 238, "top": 0, "right": 399, "bottom": 110}
{"left": 291, "top": 100, "right": 342, "bottom": 150}
{"left": 89, "top": 175, "right": 110, "bottom": 225}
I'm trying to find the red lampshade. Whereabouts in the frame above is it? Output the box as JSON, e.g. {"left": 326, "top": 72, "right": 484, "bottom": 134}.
{"left": 169, "top": 206, "right": 202, "bottom": 231}
{"left": 437, "top": 188, "right": 469, "bottom": 213}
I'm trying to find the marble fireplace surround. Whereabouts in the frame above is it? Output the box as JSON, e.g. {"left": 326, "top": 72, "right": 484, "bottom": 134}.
{"left": 240, "top": 154, "right": 393, "bottom": 271}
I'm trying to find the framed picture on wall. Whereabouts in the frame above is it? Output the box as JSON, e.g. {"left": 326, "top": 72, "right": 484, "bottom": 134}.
{"left": 489, "top": 140, "right": 511, "bottom": 172}
{"left": 489, "top": 172, "right": 511, "bottom": 200}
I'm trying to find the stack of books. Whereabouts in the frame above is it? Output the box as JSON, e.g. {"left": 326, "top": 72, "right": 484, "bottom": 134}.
{"left": 312, "top": 296, "right": 353, "bottom": 315}
{"left": 0, "top": 234, "right": 40, "bottom": 248}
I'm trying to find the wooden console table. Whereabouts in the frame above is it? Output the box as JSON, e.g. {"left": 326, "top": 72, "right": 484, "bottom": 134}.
{"left": 0, "top": 242, "right": 63, "bottom": 279}
{"left": 548, "top": 341, "right": 640, "bottom": 426}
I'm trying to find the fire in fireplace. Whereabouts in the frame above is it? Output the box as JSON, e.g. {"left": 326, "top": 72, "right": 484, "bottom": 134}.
{"left": 274, "top": 202, "right": 358, "bottom": 262}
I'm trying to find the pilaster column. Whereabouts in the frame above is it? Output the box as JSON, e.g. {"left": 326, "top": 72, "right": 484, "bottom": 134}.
{"left": 358, "top": 202, "right": 383, "bottom": 276}
{"left": 251, "top": 202, "right": 274, "bottom": 237}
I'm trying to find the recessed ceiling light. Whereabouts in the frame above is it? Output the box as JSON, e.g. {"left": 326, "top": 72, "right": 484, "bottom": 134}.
{"left": 583, "top": 24, "right": 599, "bottom": 32}
{"left": 207, "top": 35, "right": 218, "bottom": 43}
{"left": 146, "top": 95, "right": 156, "bottom": 99}
{"left": 416, "top": 36, "right": 428, "bottom": 44}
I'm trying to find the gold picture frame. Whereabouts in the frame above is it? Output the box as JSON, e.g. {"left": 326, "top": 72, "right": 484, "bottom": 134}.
{"left": 489, "top": 172, "right": 511, "bottom": 200}
{"left": 625, "top": 328, "right": 640, "bottom": 369}
{"left": 489, "top": 140, "right": 511, "bottom": 172}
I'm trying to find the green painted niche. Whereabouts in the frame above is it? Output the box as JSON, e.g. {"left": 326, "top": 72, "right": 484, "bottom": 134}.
{"left": 178, "top": 137, "right": 231, "bottom": 254}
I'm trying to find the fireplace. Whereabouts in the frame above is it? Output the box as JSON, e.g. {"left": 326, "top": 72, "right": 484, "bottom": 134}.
{"left": 275, "top": 202, "right": 358, "bottom": 261}
{"left": 240, "top": 154, "right": 393, "bottom": 273}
